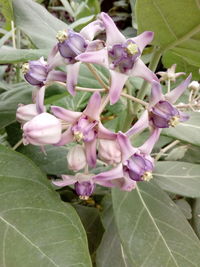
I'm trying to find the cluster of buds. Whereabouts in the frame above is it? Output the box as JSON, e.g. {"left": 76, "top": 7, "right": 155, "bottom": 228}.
{"left": 16, "top": 13, "right": 192, "bottom": 199}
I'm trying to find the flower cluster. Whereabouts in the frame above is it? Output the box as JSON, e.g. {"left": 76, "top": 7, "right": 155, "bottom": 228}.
{"left": 16, "top": 13, "right": 191, "bottom": 199}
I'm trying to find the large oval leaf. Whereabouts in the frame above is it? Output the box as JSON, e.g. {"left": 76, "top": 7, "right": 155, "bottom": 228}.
{"left": 0, "top": 145, "right": 92, "bottom": 267}
{"left": 112, "top": 182, "right": 200, "bottom": 267}
{"left": 13, "top": 0, "right": 67, "bottom": 48}
{"left": 162, "top": 112, "right": 200, "bottom": 147}
{"left": 154, "top": 161, "right": 200, "bottom": 197}
{"left": 136, "top": 0, "right": 200, "bottom": 68}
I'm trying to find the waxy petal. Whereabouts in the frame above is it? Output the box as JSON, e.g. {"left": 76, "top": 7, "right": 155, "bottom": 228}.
{"left": 80, "top": 19, "right": 104, "bottom": 41}
{"left": 47, "top": 44, "right": 58, "bottom": 65}
{"left": 126, "top": 110, "right": 149, "bottom": 137}
{"left": 109, "top": 70, "right": 128, "bottom": 104}
{"left": 139, "top": 128, "right": 161, "bottom": 154}
{"left": 84, "top": 92, "right": 101, "bottom": 120}
{"left": 51, "top": 106, "right": 81, "bottom": 123}
{"left": 52, "top": 175, "right": 76, "bottom": 187}
{"left": 94, "top": 164, "right": 124, "bottom": 181}
{"left": 46, "top": 70, "right": 66, "bottom": 83}
{"left": 179, "top": 111, "right": 190, "bottom": 122}
{"left": 98, "top": 122, "right": 116, "bottom": 140}
{"left": 100, "top": 12, "right": 126, "bottom": 46}
{"left": 76, "top": 48, "right": 109, "bottom": 68}
{"left": 36, "top": 86, "right": 46, "bottom": 113}
{"left": 85, "top": 138, "right": 97, "bottom": 167}
{"left": 149, "top": 80, "right": 164, "bottom": 108}
{"left": 165, "top": 74, "right": 192, "bottom": 104}
{"left": 117, "top": 132, "right": 137, "bottom": 161}
{"left": 54, "top": 127, "right": 74, "bottom": 146}
{"left": 130, "top": 58, "right": 158, "bottom": 82}
{"left": 132, "top": 31, "right": 154, "bottom": 53}
{"left": 66, "top": 62, "right": 81, "bottom": 96}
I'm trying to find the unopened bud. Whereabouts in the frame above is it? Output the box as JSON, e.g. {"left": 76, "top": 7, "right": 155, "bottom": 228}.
{"left": 16, "top": 104, "right": 39, "bottom": 124}
{"left": 98, "top": 139, "right": 121, "bottom": 165}
{"left": 188, "top": 81, "right": 200, "bottom": 91}
{"left": 67, "top": 145, "right": 87, "bottom": 171}
{"left": 23, "top": 112, "right": 61, "bottom": 146}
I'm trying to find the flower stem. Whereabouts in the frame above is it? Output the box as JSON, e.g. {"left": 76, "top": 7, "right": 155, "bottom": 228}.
{"left": 13, "top": 139, "right": 23, "bottom": 150}
{"left": 121, "top": 92, "right": 148, "bottom": 107}
{"left": 85, "top": 63, "right": 109, "bottom": 90}
{"left": 155, "top": 140, "right": 180, "bottom": 161}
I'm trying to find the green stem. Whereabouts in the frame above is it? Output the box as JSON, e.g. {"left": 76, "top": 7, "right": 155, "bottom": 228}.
{"left": 133, "top": 48, "right": 162, "bottom": 114}
{"left": 16, "top": 28, "right": 21, "bottom": 83}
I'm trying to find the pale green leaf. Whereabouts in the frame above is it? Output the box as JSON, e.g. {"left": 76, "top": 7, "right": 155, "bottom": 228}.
{"left": 154, "top": 161, "right": 200, "bottom": 198}
{"left": 0, "top": 145, "right": 92, "bottom": 267}
{"left": 112, "top": 182, "right": 200, "bottom": 267}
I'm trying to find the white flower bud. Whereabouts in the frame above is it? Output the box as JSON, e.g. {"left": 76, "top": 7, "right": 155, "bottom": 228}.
{"left": 16, "top": 104, "right": 39, "bottom": 124}
{"left": 67, "top": 145, "right": 87, "bottom": 171}
{"left": 98, "top": 139, "right": 121, "bottom": 165}
{"left": 188, "top": 81, "right": 200, "bottom": 91}
{"left": 23, "top": 112, "right": 61, "bottom": 146}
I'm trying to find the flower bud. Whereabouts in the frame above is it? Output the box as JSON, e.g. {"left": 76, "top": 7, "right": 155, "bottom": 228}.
{"left": 22, "top": 112, "right": 61, "bottom": 146}
{"left": 67, "top": 145, "right": 87, "bottom": 171}
{"left": 22, "top": 57, "right": 48, "bottom": 86}
{"left": 188, "top": 81, "right": 200, "bottom": 91}
{"left": 75, "top": 181, "right": 95, "bottom": 200}
{"left": 16, "top": 104, "right": 39, "bottom": 124}
{"left": 98, "top": 139, "right": 121, "bottom": 165}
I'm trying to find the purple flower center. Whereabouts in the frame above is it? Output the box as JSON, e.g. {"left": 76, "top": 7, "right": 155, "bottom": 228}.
{"left": 108, "top": 40, "right": 141, "bottom": 73}
{"left": 57, "top": 30, "right": 87, "bottom": 63}
{"left": 151, "top": 100, "right": 180, "bottom": 128}
{"left": 123, "top": 153, "right": 153, "bottom": 181}
{"left": 71, "top": 115, "right": 98, "bottom": 143}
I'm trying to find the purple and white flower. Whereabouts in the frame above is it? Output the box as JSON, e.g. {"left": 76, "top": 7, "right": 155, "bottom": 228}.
{"left": 51, "top": 92, "right": 116, "bottom": 167}
{"left": 76, "top": 12, "right": 158, "bottom": 104}
{"left": 94, "top": 128, "right": 161, "bottom": 191}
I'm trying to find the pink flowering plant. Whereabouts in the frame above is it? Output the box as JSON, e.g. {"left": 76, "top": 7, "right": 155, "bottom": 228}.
{"left": 0, "top": 0, "right": 200, "bottom": 265}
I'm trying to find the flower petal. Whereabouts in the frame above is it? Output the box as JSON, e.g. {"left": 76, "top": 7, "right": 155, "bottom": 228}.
{"left": 51, "top": 106, "right": 81, "bottom": 123}
{"left": 98, "top": 122, "right": 116, "bottom": 140}
{"left": 100, "top": 12, "right": 126, "bottom": 46}
{"left": 94, "top": 164, "right": 124, "bottom": 181}
{"left": 54, "top": 127, "right": 74, "bottom": 146}
{"left": 132, "top": 31, "right": 154, "bottom": 53}
{"left": 66, "top": 62, "right": 81, "bottom": 96}
{"left": 46, "top": 70, "right": 66, "bottom": 83}
{"left": 47, "top": 44, "right": 58, "bottom": 65}
{"left": 109, "top": 70, "right": 128, "bottom": 104}
{"left": 179, "top": 111, "right": 189, "bottom": 122}
{"left": 76, "top": 48, "right": 109, "bottom": 68}
{"left": 84, "top": 92, "right": 101, "bottom": 120}
{"left": 52, "top": 175, "right": 76, "bottom": 187}
{"left": 165, "top": 74, "right": 192, "bottom": 104}
{"left": 80, "top": 19, "right": 105, "bottom": 41}
{"left": 36, "top": 86, "right": 46, "bottom": 113}
{"left": 85, "top": 138, "right": 97, "bottom": 167}
{"left": 126, "top": 110, "right": 149, "bottom": 137}
{"left": 117, "top": 132, "right": 137, "bottom": 161}
{"left": 139, "top": 128, "right": 161, "bottom": 154}
{"left": 149, "top": 80, "right": 164, "bottom": 108}
{"left": 130, "top": 58, "right": 159, "bottom": 82}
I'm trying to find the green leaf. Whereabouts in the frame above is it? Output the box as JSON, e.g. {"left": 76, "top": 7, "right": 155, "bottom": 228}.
{"left": 162, "top": 50, "right": 200, "bottom": 80}
{"left": 19, "top": 145, "right": 71, "bottom": 175}
{"left": 96, "top": 195, "right": 132, "bottom": 267}
{"left": 154, "top": 161, "right": 200, "bottom": 198}
{"left": 192, "top": 198, "right": 200, "bottom": 239}
{"left": 0, "top": 82, "right": 32, "bottom": 129}
{"left": 74, "top": 205, "right": 104, "bottom": 255}
{"left": 0, "top": 0, "right": 13, "bottom": 30}
{"left": 0, "top": 145, "right": 92, "bottom": 266}
{"left": 174, "top": 199, "right": 192, "bottom": 220}
{"left": 112, "top": 182, "right": 200, "bottom": 266}
{"left": 0, "top": 48, "right": 49, "bottom": 64}
{"left": 13, "top": 0, "right": 67, "bottom": 48}
{"left": 136, "top": 0, "right": 200, "bottom": 68}
{"left": 162, "top": 112, "right": 200, "bottom": 147}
